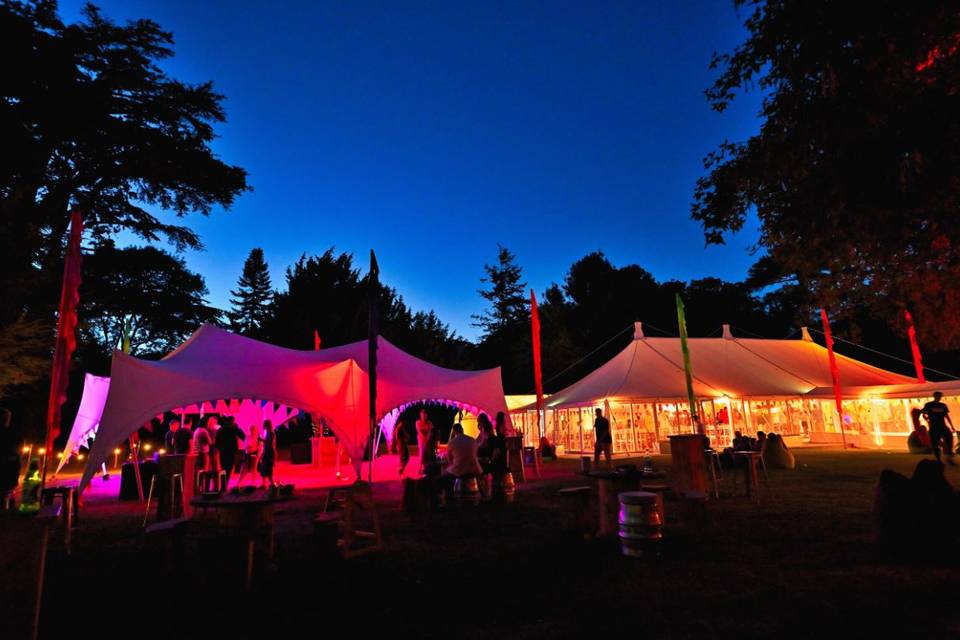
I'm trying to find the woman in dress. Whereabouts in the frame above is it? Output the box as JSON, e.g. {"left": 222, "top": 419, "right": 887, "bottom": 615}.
{"left": 258, "top": 420, "right": 276, "bottom": 488}
{"left": 416, "top": 409, "right": 433, "bottom": 473}
{"left": 237, "top": 422, "right": 261, "bottom": 487}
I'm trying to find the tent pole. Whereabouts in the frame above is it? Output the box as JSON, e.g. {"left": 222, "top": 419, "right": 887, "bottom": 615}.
{"left": 129, "top": 436, "right": 144, "bottom": 502}
{"left": 651, "top": 401, "right": 662, "bottom": 452}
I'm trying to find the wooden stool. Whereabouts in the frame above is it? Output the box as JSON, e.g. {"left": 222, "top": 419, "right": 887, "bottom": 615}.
{"left": 678, "top": 490, "right": 708, "bottom": 529}
{"left": 198, "top": 470, "right": 226, "bottom": 494}
{"left": 143, "top": 473, "right": 184, "bottom": 528}
{"left": 639, "top": 482, "right": 669, "bottom": 524}
{"left": 40, "top": 486, "right": 77, "bottom": 554}
{"left": 324, "top": 487, "right": 349, "bottom": 512}
{"left": 342, "top": 482, "right": 382, "bottom": 559}
{"left": 313, "top": 512, "right": 342, "bottom": 557}
{"left": 143, "top": 517, "right": 191, "bottom": 566}
{"left": 557, "top": 486, "right": 592, "bottom": 534}
{"left": 704, "top": 449, "right": 722, "bottom": 499}
{"left": 453, "top": 475, "right": 481, "bottom": 505}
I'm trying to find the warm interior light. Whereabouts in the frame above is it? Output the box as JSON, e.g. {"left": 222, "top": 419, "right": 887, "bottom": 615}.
{"left": 77, "top": 454, "right": 85, "bottom": 460}
{"left": 114, "top": 448, "right": 121, "bottom": 455}
{"left": 56, "top": 452, "right": 64, "bottom": 459}
{"left": 158, "top": 448, "right": 166, "bottom": 455}
{"left": 22, "top": 446, "right": 30, "bottom": 454}
{"left": 38, "top": 448, "right": 46, "bottom": 455}
{"left": 143, "top": 443, "right": 152, "bottom": 451}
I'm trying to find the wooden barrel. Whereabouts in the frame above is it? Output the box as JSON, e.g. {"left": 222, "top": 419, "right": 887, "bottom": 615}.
{"left": 618, "top": 491, "right": 662, "bottom": 557}
{"left": 454, "top": 476, "right": 481, "bottom": 505}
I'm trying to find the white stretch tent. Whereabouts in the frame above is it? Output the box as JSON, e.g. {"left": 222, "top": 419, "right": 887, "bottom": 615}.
{"left": 57, "top": 373, "right": 110, "bottom": 473}
{"left": 540, "top": 323, "right": 914, "bottom": 408}
{"left": 80, "top": 324, "right": 511, "bottom": 489}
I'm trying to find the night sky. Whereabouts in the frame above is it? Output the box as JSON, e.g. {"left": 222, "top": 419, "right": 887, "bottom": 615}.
{"left": 59, "top": 0, "right": 764, "bottom": 341}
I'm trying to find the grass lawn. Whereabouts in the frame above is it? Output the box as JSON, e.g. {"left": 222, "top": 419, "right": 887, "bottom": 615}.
{"left": 33, "top": 449, "right": 960, "bottom": 638}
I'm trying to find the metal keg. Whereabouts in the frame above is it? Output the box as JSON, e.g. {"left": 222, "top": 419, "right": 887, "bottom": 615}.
{"left": 618, "top": 491, "right": 663, "bottom": 557}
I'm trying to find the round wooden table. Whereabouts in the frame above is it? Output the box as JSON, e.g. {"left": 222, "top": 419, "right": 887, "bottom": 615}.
{"left": 190, "top": 492, "right": 293, "bottom": 589}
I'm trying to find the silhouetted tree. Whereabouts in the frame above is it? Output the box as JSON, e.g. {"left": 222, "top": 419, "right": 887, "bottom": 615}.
{"left": 473, "top": 245, "right": 527, "bottom": 337}
{"left": 78, "top": 241, "right": 220, "bottom": 367}
{"left": 262, "top": 249, "right": 468, "bottom": 368}
{"left": 228, "top": 248, "right": 273, "bottom": 336}
{"left": 0, "top": 1, "right": 247, "bottom": 395}
{"left": 693, "top": 0, "right": 960, "bottom": 348}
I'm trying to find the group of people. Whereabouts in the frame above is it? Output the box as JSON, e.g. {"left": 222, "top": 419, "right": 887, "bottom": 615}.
{"left": 392, "top": 408, "right": 511, "bottom": 492}
{"left": 908, "top": 391, "right": 956, "bottom": 464}
{"left": 719, "top": 428, "right": 795, "bottom": 469}
{"left": 164, "top": 414, "right": 277, "bottom": 489}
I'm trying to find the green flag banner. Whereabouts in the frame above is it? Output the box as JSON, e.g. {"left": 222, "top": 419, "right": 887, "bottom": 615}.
{"left": 675, "top": 294, "right": 701, "bottom": 433}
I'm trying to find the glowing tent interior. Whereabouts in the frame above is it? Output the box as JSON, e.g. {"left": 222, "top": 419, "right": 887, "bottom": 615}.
{"left": 511, "top": 323, "right": 931, "bottom": 454}
{"left": 79, "top": 324, "right": 511, "bottom": 489}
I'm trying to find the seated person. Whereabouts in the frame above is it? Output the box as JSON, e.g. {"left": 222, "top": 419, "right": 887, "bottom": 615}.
{"left": 731, "top": 430, "right": 750, "bottom": 451}
{"left": 539, "top": 436, "right": 556, "bottom": 460}
{"left": 753, "top": 431, "right": 767, "bottom": 452}
{"left": 761, "top": 432, "right": 795, "bottom": 470}
{"left": 443, "top": 424, "right": 483, "bottom": 478}
{"left": 907, "top": 408, "right": 932, "bottom": 454}
{"left": 477, "top": 420, "right": 507, "bottom": 476}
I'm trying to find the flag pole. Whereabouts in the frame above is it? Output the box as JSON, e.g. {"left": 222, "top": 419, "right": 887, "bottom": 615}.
{"left": 819, "top": 309, "right": 848, "bottom": 450}
{"left": 530, "top": 289, "right": 545, "bottom": 445}
{"left": 675, "top": 294, "right": 702, "bottom": 434}
{"left": 41, "top": 209, "right": 84, "bottom": 492}
{"left": 121, "top": 319, "right": 145, "bottom": 501}
{"left": 904, "top": 310, "right": 926, "bottom": 383}
{"left": 367, "top": 250, "right": 380, "bottom": 483}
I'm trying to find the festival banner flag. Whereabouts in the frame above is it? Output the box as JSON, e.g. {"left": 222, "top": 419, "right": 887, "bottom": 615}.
{"left": 314, "top": 329, "right": 321, "bottom": 351}
{"left": 530, "top": 289, "right": 545, "bottom": 441}
{"left": 819, "top": 308, "right": 848, "bottom": 449}
{"left": 367, "top": 250, "right": 380, "bottom": 480}
{"left": 904, "top": 309, "right": 926, "bottom": 383}
{"left": 675, "top": 294, "right": 701, "bottom": 433}
{"left": 43, "top": 209, "right": 83, "bottom": 482}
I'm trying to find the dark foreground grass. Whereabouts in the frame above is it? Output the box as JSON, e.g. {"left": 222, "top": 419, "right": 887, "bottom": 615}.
{"left": 33, "top": 450, "right": 960, "bottom": 639}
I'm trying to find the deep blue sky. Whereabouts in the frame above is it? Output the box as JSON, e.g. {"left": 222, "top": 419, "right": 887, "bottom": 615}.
{"left": 60, "top": 0, "right": 764, "bottom": 341}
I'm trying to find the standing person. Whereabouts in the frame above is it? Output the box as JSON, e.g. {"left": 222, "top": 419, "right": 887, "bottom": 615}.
{"left": 0, "top": 409, "right": 22, "bottom": 509}
{"left": 206, "top": 416, "right": 221, "bottom": 474}
{"left": 192, "top": 417, "right": 213, "bottom": 473}
{"left": 394, "top": 418, "right": 411, "bottom": 476}
{"left": 258, "top": 420, "right": 276, "bottom": 488}
{"left": 495, "top": 411, "right": 509, "bottom": 436}
{"left": 416, "top": 408, "right": 434, "bottom": 473}
{"left": 923, "top": 391, "right": 955, "bottom": 465}
{"left": 215, "top": 417, "right": 244, "bottom": 489}
{"left": 164, "top": 418, "right": 180, "bottom": 453}
{"left": 174, "top": 417, "right": 193, "bottom": 454}
{"left": 593, "top": 407, "right": 612, "bottom": 467}
{"left": 237, "top": 422, "right": 261, "bottom": 487}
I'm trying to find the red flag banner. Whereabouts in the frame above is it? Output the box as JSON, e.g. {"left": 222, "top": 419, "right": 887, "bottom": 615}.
{"left": 44, "top": 209, "right": 84, "bottom": 475}
{"left": 314, "top": 329, "right": 321, "bottom": 351}
{"left": 904, "top": 309, "right": 926, "bottom": 383}
{"left": 819, "top": 308, "right": 847, "bottom": 449}
{"left": 530, "top": 289, "right": 544, "bottom": 440}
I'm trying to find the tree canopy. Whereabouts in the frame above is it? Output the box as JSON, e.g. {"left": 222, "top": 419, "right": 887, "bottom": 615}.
{"left": 692, "top": 0, "right": 960, "bottom": 348}
{"left": 227, "top": 248, "right": 273, "bottom": 336}
{"left": 78, "top": 241, "right": 220, "bottom": 366}
{"left": 0, "top": 0, "right": 248, "bottom": 394}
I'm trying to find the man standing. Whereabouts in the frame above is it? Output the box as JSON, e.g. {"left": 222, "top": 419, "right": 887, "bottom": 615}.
{"left": 923, "top": 392, "right": 955, "bottom": 465}
{"left": 164, "top": 418, "right": 180, "bottom": 453}
{"left": 593, "top": 407, "right": 612, "bottom": 467}
{"left": 214, "top": 417, "right": 244, "bottom": 490}
{"left": 174, "top": 417, "right": 193, "bottom": 454}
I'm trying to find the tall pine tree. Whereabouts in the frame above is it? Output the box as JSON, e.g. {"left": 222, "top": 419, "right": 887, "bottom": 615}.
{"left": 473, "top": 244, "right": 527, "bottom": 337}
{"left": 228, "top": 248, "right": 273, "bottom": 336}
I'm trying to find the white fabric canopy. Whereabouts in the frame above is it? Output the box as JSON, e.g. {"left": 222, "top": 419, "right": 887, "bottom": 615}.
{"left": 537, "top": 326, "right": 915, "bottom": 409}
{"left": 56, "top": 373, "right": 110, "bottom": 473}
{"left": 80, "top": 324, "right": 510, "bottom": 489}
